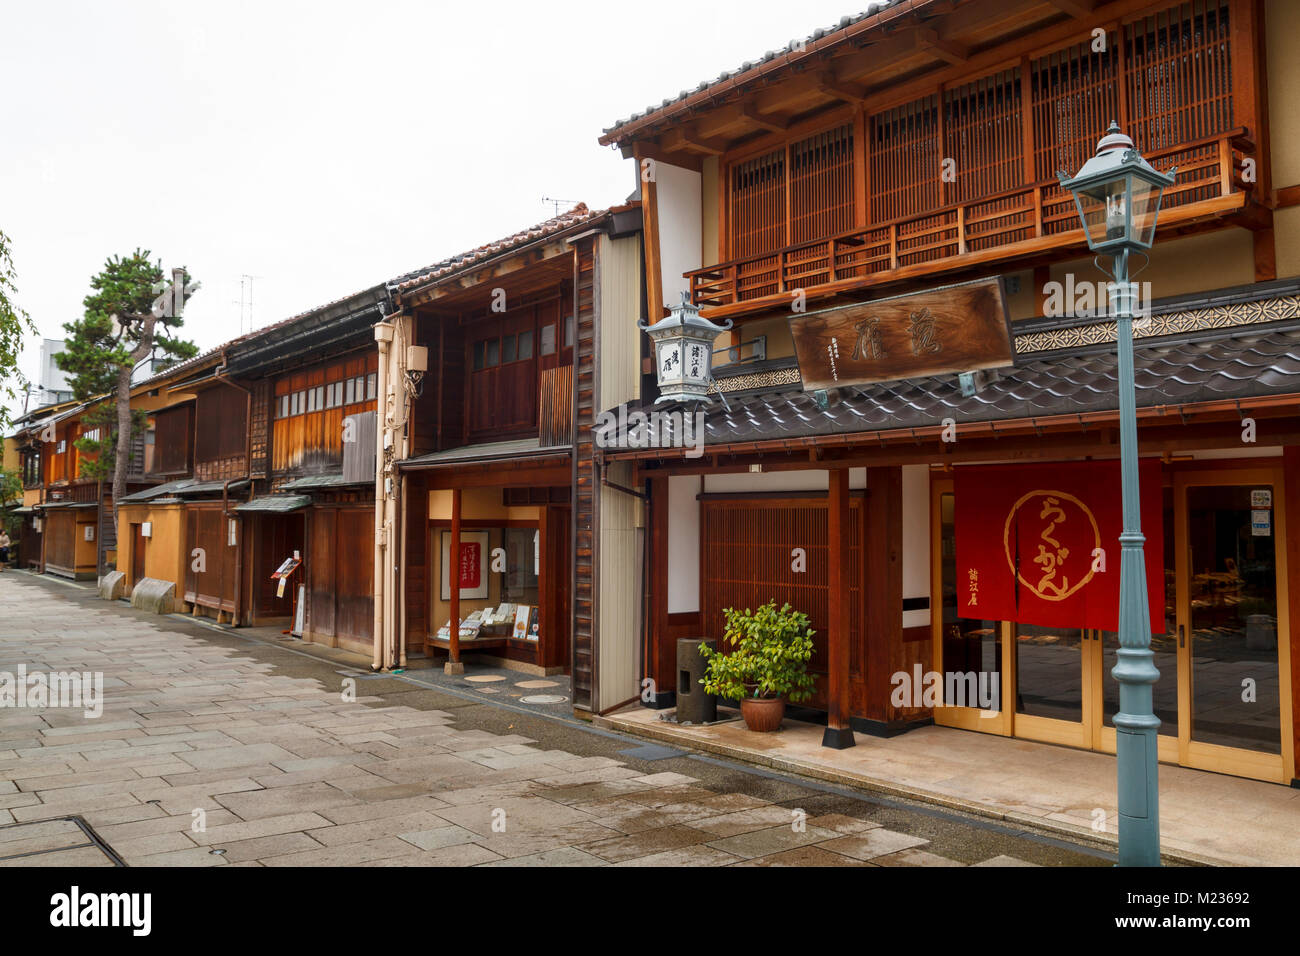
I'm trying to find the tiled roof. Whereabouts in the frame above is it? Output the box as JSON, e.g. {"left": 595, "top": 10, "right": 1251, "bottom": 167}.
{"left": 400, "top": 437, "right": 571, "bottom": 469}
{"left": 600, "top": 319, "right": 1300, "bottom": 450}
{"left": 391, "top": 204, "right": 605, "bottom": 294}
{"left": 135, "top": 205, "right": 608, "bottom": 392}
{"left": 119, "top": 478, "right": 250, "bottom": 502}
{"left": 235, "top": 495, "right": 310, "bottom": 513}
{"left": 279, "top": 474, "right": 369, "bottom": 490}
{"left": 133, "top": 285, "right": 389, "bottom": 390}
{"left": 600, "top": 2, "right": 908, "bottom": 144}
{"left": 119, "top": 478, "right": 196, "bottom": 502}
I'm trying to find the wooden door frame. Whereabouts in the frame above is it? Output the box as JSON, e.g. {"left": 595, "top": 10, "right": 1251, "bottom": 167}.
{"left": 1172, "top": 464, "right": 1295, "bottom": 784}
{"left": 929, "top": 476, "right": 1013, "bottom": 735}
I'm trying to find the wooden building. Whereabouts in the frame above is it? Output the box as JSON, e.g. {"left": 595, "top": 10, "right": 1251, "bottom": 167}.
{"left": 223, "top": 288, "right": 386, "bottom": 652}
{"left": 112, "top": 289, "right": 388, "bottom": 653}
{"left": 599, "top": 0, "right": 1300, "bottom": 785}
{"left": 375, "top": 203, "right": 645, "bottom": 701}
{"left": 11, "top": 396, "right": 152, "bottom": 580}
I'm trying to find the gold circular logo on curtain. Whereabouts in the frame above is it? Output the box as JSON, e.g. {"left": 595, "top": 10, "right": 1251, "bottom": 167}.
{"left": 1002, "top": 490, "right": 1101, "bottom": 602}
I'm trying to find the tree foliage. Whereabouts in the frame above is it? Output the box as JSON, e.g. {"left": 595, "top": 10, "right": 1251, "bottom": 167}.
{"left": 57, "top": 250, "right": 199, "bottom": 526}
{"left": 698, "top": 600, "right": 817, "bottom": 702}
{"left": 0, "top": 230, "right": 39, "bottom": 433}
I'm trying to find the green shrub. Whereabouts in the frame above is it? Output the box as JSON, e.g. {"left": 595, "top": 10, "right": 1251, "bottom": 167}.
{"left": 699, "top": 600, "right": 816, "bottom": 703}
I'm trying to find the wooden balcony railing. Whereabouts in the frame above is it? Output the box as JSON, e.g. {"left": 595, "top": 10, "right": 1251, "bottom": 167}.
{"left": 688, "top": 129, "right": 1255, "bottom": 315}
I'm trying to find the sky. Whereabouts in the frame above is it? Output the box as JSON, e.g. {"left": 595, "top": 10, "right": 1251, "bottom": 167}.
{"left": 0, "top": 0, "right": 867, "bottom": 420}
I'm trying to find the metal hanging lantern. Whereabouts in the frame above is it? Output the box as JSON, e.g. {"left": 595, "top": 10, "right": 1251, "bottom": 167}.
{"left": 1057, "top": 122, "right": 1177, "bottom": 253}
{"left": 639, "top": 292, "right": 733, "bottom": 403}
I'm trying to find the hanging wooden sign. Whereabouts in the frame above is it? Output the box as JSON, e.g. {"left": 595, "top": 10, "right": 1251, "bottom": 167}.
{"left": 787, "top": 277, "right": 1014, "bottom": 391}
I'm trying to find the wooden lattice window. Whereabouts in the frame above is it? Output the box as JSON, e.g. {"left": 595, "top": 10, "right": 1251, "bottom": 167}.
{"left": 943, "top": 68, "right": 1023, "bottom": 204}
{"left": 869, "top": 95, "right": 940, "bottom": 224}
{"left": 729, "top": 148, "right": 786, "bottom": 259}
{"left": 789, "top": 124, "right": 855, "bottom": 244}
{"left": 1030, "top": 36, "right": 1121, "bottom": 184}
{"left": 1124, "top": 0, "right": 1232, "bottom": 152}
{"left": 727, "top": 124, "right": 857, "bottom": 259}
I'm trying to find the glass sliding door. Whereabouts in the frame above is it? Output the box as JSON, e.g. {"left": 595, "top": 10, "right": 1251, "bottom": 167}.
{"left": 1095, "top": 485, "right": 1180, "bottom": 761}
{"left": 931, "top": 481, "right": 1010, "bottom": 733}
{"left": 1011, "top": 622, "right": 1093, "bottom": 748}
{"left": 1175, "top": 468, "right": 1294, "bottom": 783}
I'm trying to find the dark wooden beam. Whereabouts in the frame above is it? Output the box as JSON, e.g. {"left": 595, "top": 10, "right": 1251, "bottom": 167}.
{"left": 663, "top": 126, "right": 729, "bottom": 156}
{"left": 914, "top": 26, "right": 970, "bottom": 64}
{"left": 448, "top": 487, "right": 462, "bottom": 668}
{"left": 817, "top": 71, "right": 868, "bottom": 104}
{"left": 1043, "top": 0, "right": 1098, "bottom": 18}
{"left": 741, "top": 103, "right": 790, "bottom": 133}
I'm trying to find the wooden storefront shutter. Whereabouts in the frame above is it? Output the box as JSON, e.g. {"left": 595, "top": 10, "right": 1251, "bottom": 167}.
{"left": 700, "top": 498, "right": 864, "bottom": 710}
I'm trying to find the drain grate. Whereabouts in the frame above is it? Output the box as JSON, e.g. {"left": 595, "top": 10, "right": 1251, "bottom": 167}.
{"left": 0, "top": 816, "right": 125, "bottom": 866}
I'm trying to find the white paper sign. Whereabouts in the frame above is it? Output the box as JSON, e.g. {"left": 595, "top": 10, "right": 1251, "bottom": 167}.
{"left": 1251, "top": 509, "right": 1272, "bottom": 536}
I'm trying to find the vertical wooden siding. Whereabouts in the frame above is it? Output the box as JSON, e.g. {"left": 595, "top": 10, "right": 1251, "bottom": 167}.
{"left": 151, "top": 405, "right": 193, "bottom": 476}
{"left": 184, "top": 506, "right": 236, "bottom": 612}
{"left": 700, "top": 498, "right": 864, "bottom": 712}
{"left": 571, "top": 242, "right": 597, "bottom": 711}
{"left": 194, "top": 384, "right": 248, "bottom": 480}
{"left": 306, "top": 505, "right": 374, "bottom": 646}
{"left": 270, "top": 352, "right": 377, "bottom": 475}
{"left": 539, "top": 364, "right": 573, "bottom": 447}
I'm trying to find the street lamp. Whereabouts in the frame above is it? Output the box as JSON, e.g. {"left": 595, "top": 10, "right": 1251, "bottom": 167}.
{"left": 1059, "top": 123, "right": 1176, "bottom": 867}
{"left": 639, "top": 292, "right": 733, "bottom": 404}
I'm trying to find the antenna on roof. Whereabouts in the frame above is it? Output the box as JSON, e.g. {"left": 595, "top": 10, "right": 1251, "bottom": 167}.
{"left": 234, "top": 274, "right": 263, "bottom": 334}
{"left": 541, "top": 196, "right": 580, "bottom": 218}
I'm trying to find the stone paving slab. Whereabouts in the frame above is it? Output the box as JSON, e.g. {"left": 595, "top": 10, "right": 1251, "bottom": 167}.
{"left": 0, "top": 577, "right": 1065, "bottom": 868}
{"left": 598, "top": 699, "right": 1300, "bottom": 867}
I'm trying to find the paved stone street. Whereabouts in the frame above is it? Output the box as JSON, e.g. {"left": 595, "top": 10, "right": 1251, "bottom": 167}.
{"left": 0, "top": 573, "right": 1110, "bottom": 867}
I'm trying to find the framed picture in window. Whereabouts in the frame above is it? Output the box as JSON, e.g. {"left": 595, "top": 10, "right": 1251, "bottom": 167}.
{"left": 439, "top": 530, "right": 489, "bottom": 600}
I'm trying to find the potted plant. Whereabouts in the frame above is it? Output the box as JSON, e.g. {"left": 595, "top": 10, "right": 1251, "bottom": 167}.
{"left": 698, "top": 600, "right": 815, "bottom": 732}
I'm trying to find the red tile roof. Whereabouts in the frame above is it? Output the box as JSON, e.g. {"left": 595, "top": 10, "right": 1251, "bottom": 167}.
{"left": 391, "top": 203, "right": 605, "bottom": 294}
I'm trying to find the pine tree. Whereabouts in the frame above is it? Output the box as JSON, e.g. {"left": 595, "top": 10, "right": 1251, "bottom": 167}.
{"left": 58, "top": 250, "right": 199, "bottom": 536}
{"left": 0, "top": 230, "right": 38, "bottom": 432}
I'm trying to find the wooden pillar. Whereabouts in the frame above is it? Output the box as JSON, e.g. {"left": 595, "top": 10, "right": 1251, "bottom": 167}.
{"left": 1254, "top": 226, "right": 1277, "bottom": 282}
{"left": 635, "top": 145, "right": 665, "bottom": 322}
{"left": 448, "top": 487, "right": 462, "bottom": 666}
{"left": 823, "top": 467, "right": 855, "bottom": 749}
{"left": 1284, "top": 446, "right": 1300, "bottom": 785}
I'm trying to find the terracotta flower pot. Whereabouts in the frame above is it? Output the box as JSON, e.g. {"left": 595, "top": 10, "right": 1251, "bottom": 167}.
{"left": 739, "top": 694, "right": 785, "bottom": 732}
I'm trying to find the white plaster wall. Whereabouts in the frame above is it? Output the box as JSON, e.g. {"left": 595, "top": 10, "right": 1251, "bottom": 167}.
{"left": 657, "top": 163, "right": 702, "bottom": 308}
{"left": 667, "top": 474, "right": 701, "bottom": 614}
{"left": 599, "top": 460, "right": 643, "bottom": 711}
{"left": 701, "top": 468, "right": 867, "bottom": 493}
{"left": 901, "top": 464, "right": 931, "bottom": 629}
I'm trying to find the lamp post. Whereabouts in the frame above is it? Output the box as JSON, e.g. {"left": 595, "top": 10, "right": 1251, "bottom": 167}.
{"left": 1059, "top": 123, "right": 1176, "bottom": 867}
